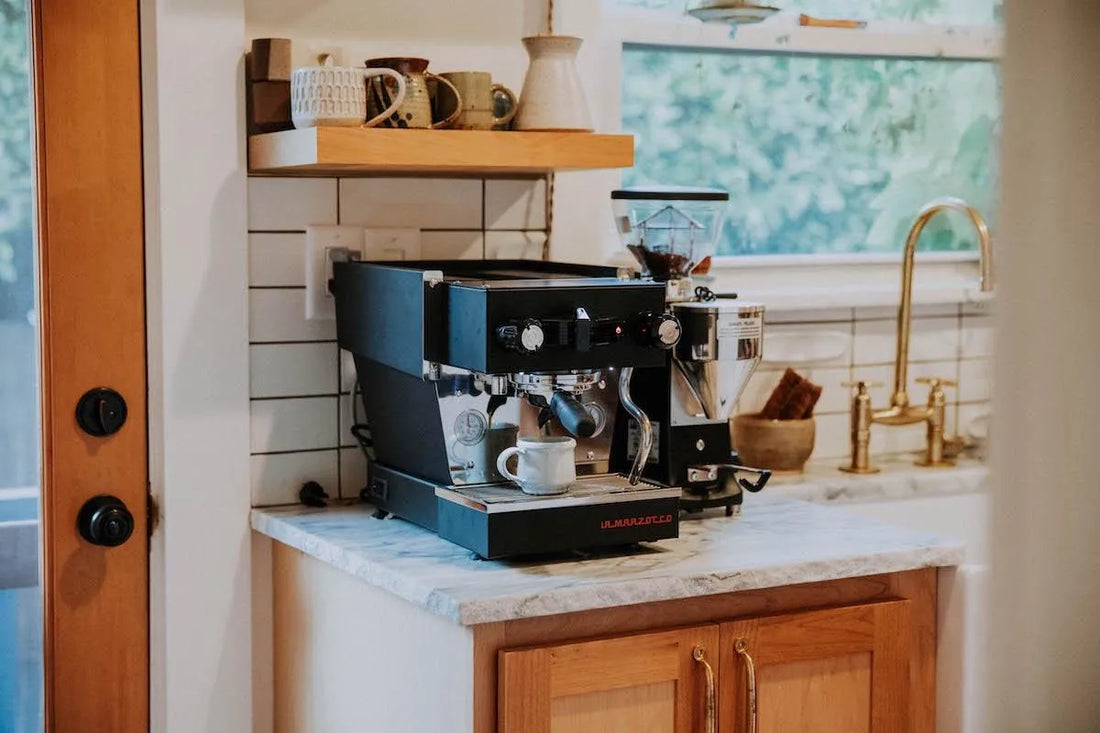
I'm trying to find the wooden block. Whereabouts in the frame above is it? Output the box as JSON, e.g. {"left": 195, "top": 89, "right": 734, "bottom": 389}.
{"left": 251, "top": 38, "right": 292, "bottom": 82}
{"left": 248, "top": 80, "right": 293, "bottom": 134}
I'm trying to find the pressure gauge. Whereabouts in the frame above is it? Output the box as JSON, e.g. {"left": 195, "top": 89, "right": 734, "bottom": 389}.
{"left": 454, "top": 409, "right": 488, "bottom": 446}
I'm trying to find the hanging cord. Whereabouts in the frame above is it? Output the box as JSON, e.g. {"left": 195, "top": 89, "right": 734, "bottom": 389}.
{"left": 542, "top": 0, "right": 555, "bottom": 262}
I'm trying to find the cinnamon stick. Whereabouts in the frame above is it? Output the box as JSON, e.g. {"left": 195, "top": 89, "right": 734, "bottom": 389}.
{"left": 760, "top": 368, "right": 803, "bottom": 420}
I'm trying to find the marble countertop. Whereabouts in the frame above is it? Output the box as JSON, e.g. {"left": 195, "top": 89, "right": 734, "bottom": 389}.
{"left": 769, "top": 456, "right": 988, "bottom": 504}
{"left": 252, "top": 492, "right": 964, "bottom": 626}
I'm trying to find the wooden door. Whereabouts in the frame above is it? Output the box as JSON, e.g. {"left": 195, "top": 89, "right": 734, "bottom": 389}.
{"left": 719, "top": 601, "right": 911, "bottom": 733}
{"left": 32, "top": 0, "right": 149, "bottom": 730}
{"left": 499, "top": 625, "right": 720, "bottom": 733}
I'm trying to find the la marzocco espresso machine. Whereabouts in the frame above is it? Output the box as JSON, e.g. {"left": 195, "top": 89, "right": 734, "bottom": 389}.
{"left": 607, "top": 187, "right": 772, "bottom": 515}
{"left": 332, "top": 259, "right": 685, "bottom": 559}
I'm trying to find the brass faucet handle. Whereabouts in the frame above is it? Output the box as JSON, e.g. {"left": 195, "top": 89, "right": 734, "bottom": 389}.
{"left": 842, "top": 380, "right": 884, "bottom": 392}
{"left": 915, "top": 376, "right": 957, "bottom": 389}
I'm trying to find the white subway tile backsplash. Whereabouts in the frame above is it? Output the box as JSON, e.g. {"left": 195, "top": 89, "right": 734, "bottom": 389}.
{"left": 959, "top": 359, "right": 992, "bottom": 403}
{"left": 250, "top": 343, "right": 338, "bottom": 398}
{"left": 960, "top": 315, "right": 995, "bottom": 359}
{"left": 765, "top": 308, "right": 853, "bottom": 324}
{"left": 249, "top": 233, "right": 306, "bottom": 287}
{"left": 853, "top": 316, "right": 960, "bottom": 365}
{"left": 248, "top": 178, "right": 338, "bottom": 230}
{"left": 811, "top": 413, "right": 851, "bottom": 460}
{"left": 485, "top": 231, "right": 546, "bottom": 259}
{"left": 485, "top": 179, "right": 546, "bottom": 230}
{"left": 251, "top": 397, "right": 338, "bottom": 453}
{"left": 737, "top": 368, "right": 782, "bottom": 415}
{"left": 420, "top": 231, "right": 484, "bottom": 259}
{"left": 762, "top": 324, "right": 851, "bottom": 367}
{"left": 808, "top": 366, "right": 851, "bottom": 415}
{"left": 338, "top": 178, "right": 482, "bottom": 229}
{"left": 249, "top": 289, "right": 336, "bottom": 343}
{"left": 855, "top": 304, "right": 958, "bottom": 320}
{"left": 250, "top": 450, "right": 339, "bottom": 506}
{"left": 961, "top": 299, "right": 994, "bottom": 316}
{"left": 340, "top": 447, "right": 368, "bottom": 499}
{"left": 872, "top": 420, "right": 929, "bottom": 456}
{"left": 956, "top": 401, "right": 992, "bottom": 442}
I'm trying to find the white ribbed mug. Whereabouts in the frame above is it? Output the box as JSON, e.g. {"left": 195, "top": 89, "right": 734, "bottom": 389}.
{"left": 291, "top": 65, "right": 407, "bottom": 128}
{"left": 496, "top": 436, "right": 576, "bottom": 495}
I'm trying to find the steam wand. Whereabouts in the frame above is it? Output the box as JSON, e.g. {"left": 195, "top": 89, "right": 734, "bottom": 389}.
{"left": 618, "top": 367, "right": 652, "bottom": 485}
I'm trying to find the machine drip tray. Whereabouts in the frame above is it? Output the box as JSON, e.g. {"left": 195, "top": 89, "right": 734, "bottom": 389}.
{"left": 437, "top": 475, "right": 680, "bottom": 514}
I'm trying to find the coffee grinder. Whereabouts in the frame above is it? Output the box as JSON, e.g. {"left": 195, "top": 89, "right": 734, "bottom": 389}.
{"left": 608, "top": 187, "right": 771, "bottom": 515}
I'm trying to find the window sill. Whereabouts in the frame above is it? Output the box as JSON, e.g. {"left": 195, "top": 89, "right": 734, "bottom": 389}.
{"left": 603, "top": 251, "right": 995, "bottom": 312}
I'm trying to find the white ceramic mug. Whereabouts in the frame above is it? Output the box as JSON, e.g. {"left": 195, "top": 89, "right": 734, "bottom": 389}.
{"left": 496, "top": 436, "right": 577, "bottom": 495}
{"left": 291, "top": 65, "right": 407, "bottom": 129}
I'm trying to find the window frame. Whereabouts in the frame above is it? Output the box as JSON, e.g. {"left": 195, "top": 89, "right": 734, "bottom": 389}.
{"left": 554, "top": 1, "right": 1002, "bottom": 309}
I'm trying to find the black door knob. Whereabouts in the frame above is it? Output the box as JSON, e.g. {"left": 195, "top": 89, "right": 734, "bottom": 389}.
{"left": 78, "top": 495, "right": 135, "bottom": 547}
{"left": 76, "top": 387, "right": 128, "bottom": 437}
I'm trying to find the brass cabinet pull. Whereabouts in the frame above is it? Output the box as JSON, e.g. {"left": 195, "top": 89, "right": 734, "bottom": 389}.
{"left": 692, "top": 645, "right": 716, "bottom": 733}
{"left": 735, "top": 639, "right": 758, "bottom": 733}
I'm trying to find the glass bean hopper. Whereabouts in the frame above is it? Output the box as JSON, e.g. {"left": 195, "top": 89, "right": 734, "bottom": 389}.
{"left": 611, "top": 187, "right": 730, "bottom": 281}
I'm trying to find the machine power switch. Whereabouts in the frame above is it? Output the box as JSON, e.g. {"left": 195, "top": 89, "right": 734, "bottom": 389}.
{"left": 496, "top": 318, "right": 545, "bottom": 354}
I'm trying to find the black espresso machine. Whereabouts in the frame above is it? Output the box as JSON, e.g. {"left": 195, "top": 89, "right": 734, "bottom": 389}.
{"left": 332, "top": 192, "right": 769, "bottom": 559}
{"left": 332, "top": 259, "right": 685, "bottom": 558}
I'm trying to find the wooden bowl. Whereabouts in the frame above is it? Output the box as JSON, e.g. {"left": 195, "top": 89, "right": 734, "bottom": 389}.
{"left": 731, "top": 413, "right": 816, "bottom": 473}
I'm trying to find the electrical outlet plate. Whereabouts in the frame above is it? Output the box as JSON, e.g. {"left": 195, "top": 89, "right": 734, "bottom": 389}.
{"left": 305, "top": 225, "right": 365, "bottom": 321}
{"left": 305, "top": 226, "right": 423, "bottom": 321}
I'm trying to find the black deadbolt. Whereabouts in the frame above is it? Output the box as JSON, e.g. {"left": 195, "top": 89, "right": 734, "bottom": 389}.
{"left": 76, "top": 387, "right": 128, "bottom": 437}
{"left": 78, "top": 495, "right": 135, "bottom": 547}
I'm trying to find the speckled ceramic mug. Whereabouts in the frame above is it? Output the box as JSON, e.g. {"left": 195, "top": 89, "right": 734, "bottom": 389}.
{"left": 290, "top": 65, "right": 407, "bottom": 128}
{"left": 365, "top": 57, "right": 462, "bottom": 129}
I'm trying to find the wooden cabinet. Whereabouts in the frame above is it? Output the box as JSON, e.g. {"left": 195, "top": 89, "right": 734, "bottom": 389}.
{"left": 498, "top": 601, "right": 912, "bottom": 733}
{"left": 499, "top": 625, "right": 720, "bottom": 733}
{"left": 719, "top": 601, "right": 910, "bottom": 733}
{"left": 266, "top": 543, "right": 938, "bottom": 733}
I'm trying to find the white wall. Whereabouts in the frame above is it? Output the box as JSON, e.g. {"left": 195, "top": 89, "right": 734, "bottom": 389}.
{"left": 990, "top": 1, "right": 1100, "bottom": 728}
{"left": 142, "top": 0, "right": 252, "bottom": 731}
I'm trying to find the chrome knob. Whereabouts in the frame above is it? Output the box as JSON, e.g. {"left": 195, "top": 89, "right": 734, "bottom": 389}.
{"left": 643, "top": 312, "right": 681, "bottom": 349}
{"left": 496, "top": 318, "right": 545, "bottom": 355}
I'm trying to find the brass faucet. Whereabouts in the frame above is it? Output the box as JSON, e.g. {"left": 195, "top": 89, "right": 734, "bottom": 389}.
{"left": 841, "top": 197, "right": 994, "bottom": 474}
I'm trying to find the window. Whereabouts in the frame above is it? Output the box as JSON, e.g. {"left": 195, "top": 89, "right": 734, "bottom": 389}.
{"left": 613, "top": 1, "right": 1002, "bottom": 258}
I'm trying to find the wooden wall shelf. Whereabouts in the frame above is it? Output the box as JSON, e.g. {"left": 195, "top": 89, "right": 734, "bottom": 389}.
{"left": 248, "top": 128, "right": 634, "bottom": 177}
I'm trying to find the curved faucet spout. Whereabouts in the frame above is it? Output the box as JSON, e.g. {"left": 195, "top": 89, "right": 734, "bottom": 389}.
{"left": 891, "top": 197, "right": 994, "bottom": 410}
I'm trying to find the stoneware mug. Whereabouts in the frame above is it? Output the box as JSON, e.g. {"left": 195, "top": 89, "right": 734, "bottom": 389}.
{"left": 290, "top": 64, "right": 407, "bottom": 129}
{"left": 365, "top": 57, "right": 463, "bottom": 129}
{"left": 496, "top": 436, "right": 577, "bottom": 495}
{"left": 435, "top": 71, "right": 518, "bottom": 131}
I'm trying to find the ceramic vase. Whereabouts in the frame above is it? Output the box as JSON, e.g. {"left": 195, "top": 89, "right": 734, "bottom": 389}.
{"left": 514, "top": 35, "right": 594, "bottom": 132}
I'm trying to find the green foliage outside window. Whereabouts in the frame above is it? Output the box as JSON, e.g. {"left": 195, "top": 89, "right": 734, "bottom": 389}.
{"left": 0, "top": 0, "right": 31, "bottom": 317}
{"left": 622, "top": 48, "right": 1000, "bottom": 255}
{"left": 615, "top": 0, "right": 1002, "bottom": 24}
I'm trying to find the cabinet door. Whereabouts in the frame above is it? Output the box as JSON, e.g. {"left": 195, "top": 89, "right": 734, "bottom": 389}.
{"left": 719, "top": 601, "right": 911, "bottom": 733}
{"left": 499, "top": 624, "right": 720, "bottom": 733}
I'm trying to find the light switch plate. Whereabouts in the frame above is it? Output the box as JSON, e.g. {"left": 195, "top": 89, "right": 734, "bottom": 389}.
{"left": 362, "top": 228, "right": 421, "bottom": 261}
{"left": 305, "top": 225, "right": 365, "bottom": 321}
